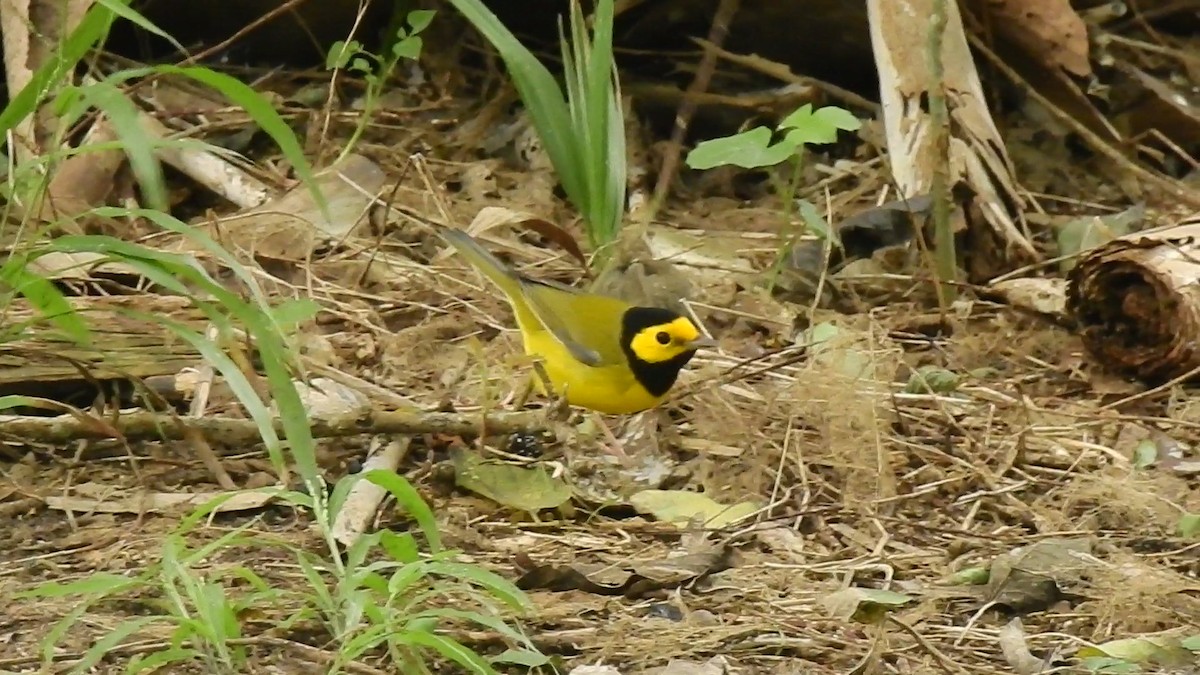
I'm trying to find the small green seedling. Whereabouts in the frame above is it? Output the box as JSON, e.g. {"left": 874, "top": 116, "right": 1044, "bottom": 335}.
{"left": 326, "top": 9, "right": 436, "bottom": 157}
{"left": 686, "top": 103, "right": 861, "bottom": 284}
{"left": 685, "top": 103, "right": 861, "bottom": 171}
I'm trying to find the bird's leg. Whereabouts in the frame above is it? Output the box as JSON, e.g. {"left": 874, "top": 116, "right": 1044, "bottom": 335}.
{"left": 528, "top": 361, "right": 623, "bottom": 457}
{"left": 511, "top": 369, "right": 536, "bottom": 409}
{"left": 531, "top": 360, "right": 571, "bottom": 422}
{"left": 591, "top": 413, "right": 629, "bottom": 458}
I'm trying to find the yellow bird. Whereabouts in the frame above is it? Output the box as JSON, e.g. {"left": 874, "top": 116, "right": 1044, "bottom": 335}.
{"left": 440, "top": 229, "right": 716, "bottom": 414}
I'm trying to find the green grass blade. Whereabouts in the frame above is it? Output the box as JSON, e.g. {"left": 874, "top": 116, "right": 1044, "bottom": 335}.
{"left": 0, "top": 1, "right": 119, "bottom": 137}
{"left": 94, "top": 0, "right": 184, "bottom": 52}
{"left": 126, "top": 647, "right": 199, "bottom": 674}
{"left": 152, "top": 66, "right": 324, "bottom": 217}
{"left": 71, "top": 80, "right": 168, "bottom": 210}
{"left": 68, "top": 616, "right": 161, "bottom": 675}
{"left": 400, "top": 630, "right": 496, "bottom": 675}
{"left": 17, "top": 572, "right": 140, "bottom": 599}
{"left": 443, "top": 0, "right": 582, "bottom": 209}
{"left": 424, "top": 561, "right": 528, "bottom": 611}
{"left": 362, "top": 469, "right": 443, "bottom": 553}
{"left": 0, "top": 254, "right": 91, "bottom": 345}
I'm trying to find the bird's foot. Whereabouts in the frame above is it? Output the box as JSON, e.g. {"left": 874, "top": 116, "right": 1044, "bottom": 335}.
{"left": 592, "top": 413, "right": 629, "bottom": 458}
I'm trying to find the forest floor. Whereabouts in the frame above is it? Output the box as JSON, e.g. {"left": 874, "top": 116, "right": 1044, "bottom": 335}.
{"left": 1, "top": 49, "right": 1199, "bottom": 675}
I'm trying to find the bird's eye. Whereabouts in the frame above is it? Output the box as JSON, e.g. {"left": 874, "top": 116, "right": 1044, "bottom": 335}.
{"left": 655, "top": 331, "right": 671, "bottom": 345}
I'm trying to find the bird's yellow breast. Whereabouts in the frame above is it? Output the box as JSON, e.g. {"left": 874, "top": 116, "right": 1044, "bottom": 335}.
{"left": 520, "top": 325, "right": 665, "bottom": 415}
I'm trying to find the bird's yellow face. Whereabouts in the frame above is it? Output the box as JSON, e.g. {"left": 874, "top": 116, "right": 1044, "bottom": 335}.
{"left": 628, "top": 316, "right": 708, "bottom": 364}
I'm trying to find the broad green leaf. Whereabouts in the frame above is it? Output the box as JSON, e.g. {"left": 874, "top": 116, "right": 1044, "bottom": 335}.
{"left": 1078, "top": 635, "right": 1193, "bottom": 667}
{"left": 393, "top": 36, "right": 423, "bottom": 60}
{"left": 1057, "top": 205, "right": 1143, "bottom": 272}
{"left": 452, "top": 449, "right": 572, "bottom": 517}
{"left": 1080, "top": 656, "right": 1141, "bottom": 673}
{"left": 945, "top": 566, "right": 990, "bottom": 585}
{"left": 686, "top": 127, "right": 796, "bottom": 170}
{"left": 1132, "top": 439, "right": 1158, "bottom": 469}
{"left": 407, "top": 9, "right": 437, "bottom": 33}
{"left": 327, "top": 40, "right": 361, "bottom": 69}
{"left": 780, "top": 103, "right": 861, "bottom": 146}
{"left": 905, "top": 365, "right": 961, "bottom": 394}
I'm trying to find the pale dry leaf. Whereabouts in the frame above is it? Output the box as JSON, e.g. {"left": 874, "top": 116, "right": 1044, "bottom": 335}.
{"left": 46, "top": 489, "right": 278, "bottom": 514}
{"left": 290, "top": 377, "right": 371, "bottom": 424}
{"left": 988, "top": 278, "right": 1067, "bottom": 318}
{"left": 629, "top": 489, "right": 760, "bottom": 530}
{"left": 998, "top": 618, "right": 1047, "bottom": 675}
{"left": 191, "top": 153, "right": 385, "bottom": 261}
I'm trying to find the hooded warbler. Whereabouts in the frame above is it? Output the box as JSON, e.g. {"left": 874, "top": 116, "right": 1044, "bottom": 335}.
{"left": 440, "top": 229, "right": 716, "bottom": 414}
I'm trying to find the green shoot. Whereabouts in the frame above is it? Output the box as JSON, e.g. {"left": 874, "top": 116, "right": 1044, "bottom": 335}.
{"left": 685, "top": 103, "right": 860, "bottom": 285}
{"left": 326, "top": 9, "right": 436, "bottom": 161}
{"left": 445, "top": 0, "right": 626, "bottom": 260}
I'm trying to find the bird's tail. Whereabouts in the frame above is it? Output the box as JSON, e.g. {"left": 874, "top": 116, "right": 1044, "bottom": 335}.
{"left": 437, "top": 228, "right": 524, "bottom": 299}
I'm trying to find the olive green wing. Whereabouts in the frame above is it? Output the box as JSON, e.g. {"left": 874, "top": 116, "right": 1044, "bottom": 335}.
{"left": 516, "top": 276, "right": 631, "bottom": 368}
{"left": 439, "top": 228, "right": 626, "bottom": 368}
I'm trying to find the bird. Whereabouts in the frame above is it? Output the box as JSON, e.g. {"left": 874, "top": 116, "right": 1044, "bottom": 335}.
{"left": 439, "top": 228, "right": 716, "bottom": 415}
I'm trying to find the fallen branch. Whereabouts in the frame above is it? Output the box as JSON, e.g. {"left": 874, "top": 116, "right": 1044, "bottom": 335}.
{"left": 1066, "top": 218, "right": 1200, "bottom": 383}
{"left": 0, "top": 408, "right": 550, "bottom": 446}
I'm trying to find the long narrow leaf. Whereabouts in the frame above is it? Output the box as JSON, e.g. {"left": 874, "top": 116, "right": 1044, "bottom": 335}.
{"left": 0, "top": 254, "right": 90, "bottom": 344}
{"left": 0, "top": 1, "right": 120, "bottom": 137}
{"left": 399, "top": 630, "right": 496, "bottom": 675}
{"left": 155, "top": 66, "right": 323, "bottom": 217}
{"left": 362, "top": 469, "right": 443, "bottom": 553}
{"left": 443, "top": 0, "right": 583, "bottom": 213}
{"left": 69, "top": 617, "right": 162, "bottom": 675}
{"left": 71, "top": 80, "right": 168, "bottom": 210}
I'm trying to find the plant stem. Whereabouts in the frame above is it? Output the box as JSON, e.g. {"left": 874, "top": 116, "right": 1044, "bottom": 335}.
{"left": 927, "top": 0, "right": 956, "bottom": 309}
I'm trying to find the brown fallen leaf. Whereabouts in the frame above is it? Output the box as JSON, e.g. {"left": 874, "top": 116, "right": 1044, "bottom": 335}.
{"left": 986, "top": 537, "right": 1099, "bottom": 612}
{"left": 515, "top": 540, "right": 729, "bottom": 599}
{"left": 971, "top": 0, "right": 1092, "bottom": 78}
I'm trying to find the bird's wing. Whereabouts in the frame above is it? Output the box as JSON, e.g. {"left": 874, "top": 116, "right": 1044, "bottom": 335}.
{"left": 516, "top": 277, "right": 629, "bottom": 368}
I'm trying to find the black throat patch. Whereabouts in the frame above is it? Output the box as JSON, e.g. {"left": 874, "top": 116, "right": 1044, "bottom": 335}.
{"left": 619, "top": 307, "right": 698, "bottom": 398}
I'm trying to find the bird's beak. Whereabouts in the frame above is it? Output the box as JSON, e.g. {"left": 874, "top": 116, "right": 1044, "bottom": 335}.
{"left": 685, "top": 336, "right": 718, "bottom": 350}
